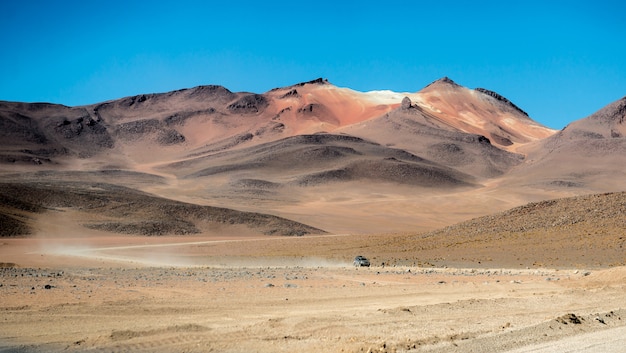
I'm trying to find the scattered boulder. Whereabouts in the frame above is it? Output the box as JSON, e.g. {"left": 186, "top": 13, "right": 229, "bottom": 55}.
{"left": 556, "top": 313, "right": 583, "bottom": 325}
{"left": 280, "top": 89, "right": 299, "bottom": 98}
{"left": 298, "top": 104, "right": 317, "bottom": 114}
{"left": 227, "top": 94, "right": 269, "bottom": 114}
{"left": 401, "top": 97, "right": 412, "bottom": 110}
{"left": 157, "top": 129, "right": 186, "bottom": 145}
{"left": 294, "top": 78, "right": 329, "bottom": 86}
{"left": 475, "top": 87, "right": 529, "bottom": 117}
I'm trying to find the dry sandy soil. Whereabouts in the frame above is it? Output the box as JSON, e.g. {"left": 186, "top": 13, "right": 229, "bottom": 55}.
{"left": 1, "top": 233, "right": 626, "bottom": 353}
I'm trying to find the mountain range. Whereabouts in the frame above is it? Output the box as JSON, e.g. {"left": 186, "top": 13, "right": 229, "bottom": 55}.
{"left": 1, "top": 77, "right": 625, "bottom": 236}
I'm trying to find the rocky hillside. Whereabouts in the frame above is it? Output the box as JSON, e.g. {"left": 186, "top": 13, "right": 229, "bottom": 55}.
{"left": 0, "top": 180, "right": 326, "bottom": 237}
{"left": 395, "top": 192, "right": 626, "bottom": 268}
{"left": 1, "top": 78, "right": 624, "bottom": 236}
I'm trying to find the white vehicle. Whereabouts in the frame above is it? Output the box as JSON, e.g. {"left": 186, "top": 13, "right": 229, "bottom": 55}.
{"left": 353, "top": 256, "right": 370, "bottom": 267}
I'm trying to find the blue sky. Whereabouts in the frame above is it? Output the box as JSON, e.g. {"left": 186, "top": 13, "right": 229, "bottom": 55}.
{"left": 1, "top": 1, "right": 625, "bottom": 129}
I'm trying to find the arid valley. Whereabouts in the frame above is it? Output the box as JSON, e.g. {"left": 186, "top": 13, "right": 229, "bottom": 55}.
{"left": 1, "top": 77, "right": 626, "bottom": 352}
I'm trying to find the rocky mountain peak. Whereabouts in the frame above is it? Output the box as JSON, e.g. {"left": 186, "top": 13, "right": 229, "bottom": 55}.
{"left": 294, "top": 77, "right": 330, "bottom": 87}
{"left": 475, "top": 88, "right": 529, "bottom": 117}
{"left": 588, "top": 96, "right": 626, "bottom": 124}
{"left": 423, "top": 76, "right": 460, "bottom": 89}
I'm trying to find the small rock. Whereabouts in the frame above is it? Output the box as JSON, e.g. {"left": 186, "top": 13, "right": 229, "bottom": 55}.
{"left": 595, "top": 317, "right": 606, "bottom": 324}
{"left": 556, "top": 313, "right": 583, "bottom": 325}
{"left": 401, "top": 96, "right": 412, "bottom": 110}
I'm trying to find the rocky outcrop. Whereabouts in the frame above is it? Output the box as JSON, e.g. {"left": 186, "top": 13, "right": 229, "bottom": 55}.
{"left": 423, "top": 76, "right": 460, "bottom": 89}
{"left": 279, "top": 89, "right": 299, "bottom": 98}
{"left": 227, "top": 94, "right": 269, "bottom": 114}
{"left": 295, "top": 78, "right": 329, "bottom": 86}
{"left": 401, "top": 97, "right": 412, "bottom": 110}
{"left": 586, "top": 96, "right": 626, "bottom": 125}
{"left": 475, "top": 88, "right": 529, "bottom": 117}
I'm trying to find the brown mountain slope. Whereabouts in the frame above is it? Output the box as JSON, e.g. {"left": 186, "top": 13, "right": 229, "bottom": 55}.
{"left": 509, "top": 96, "right": 626, "bottom": 192}
{"left": 364, "top": 192, "right": 626, "bottom": 268}
{"left": 1, "top": 78, "right": 623, "bottom": 235}
{"left": 0, "top": 77, "right": 555, "bottom": 167}
{"left": 157, "top": 133, "right": 476, "bottom": 188}
{"left": 0, "top": 101, "right": 114, "bottom": 164}
{"left": 0, "top": 180, "right": 326, "bottom": 237}
{"left": 557, "top": 96, "right": 626, "bottom": 139}
{"left": 160, "top": 191, "right": 626, "bottom": 269}
{"left": 339, "top": 97, "right": 525, "bottom": 178}
{"left": 414, "top": 78, "right": 556, "bottom": 150}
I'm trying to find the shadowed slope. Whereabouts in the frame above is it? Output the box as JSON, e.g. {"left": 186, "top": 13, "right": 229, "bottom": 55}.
{"left": 158, "top": 133, "right": 476, "bottom": 188}
{"left": 340, "top": 101, "right": 525, "bottom": 179}
{"left": 0, "top": 181, "right": 326, "bottom": 237}
{"left": 0, "top": 101, "right": 114, "bottom": 164}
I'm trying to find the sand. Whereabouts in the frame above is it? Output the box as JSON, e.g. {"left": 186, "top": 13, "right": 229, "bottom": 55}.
{"left": 1, "top": 235, "right": 625, "bottom": 353}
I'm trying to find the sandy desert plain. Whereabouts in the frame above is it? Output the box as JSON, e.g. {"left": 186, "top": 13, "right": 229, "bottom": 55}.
{"left": 1, "top": 78, "right": 626, "bottom": 352}
{"left": 2, "top": 228, "right": 626, "bottom": 353}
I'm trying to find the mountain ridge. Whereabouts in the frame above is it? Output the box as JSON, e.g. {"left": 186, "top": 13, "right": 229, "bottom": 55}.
{"left": 0, "top": 77, "right": 555, "bottom": 164}
{"left": 1, "top": 77, "right": 625, "bottom": 235}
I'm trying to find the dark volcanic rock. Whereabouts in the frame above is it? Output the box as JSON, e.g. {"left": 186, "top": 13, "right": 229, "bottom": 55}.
{"left": 0, "top": 213, "right": 32, "bottom": 236}
{"left": 0, "top": 112, "right": 48, "bottom": 144}
{"left": 475, "top": 88, "right": 529, "bottom": 117}
{"left": 401, "top": 97, "right": 412, "bottom": 110}
{"left": 280, "top": 89, "right": 299, "bottom": 98}
{"left": 298, "top": 104, "right": 317, "bottom": 113}
{"left": 0, "top": 181, "right": 326, "bottom": 237}
{"left": 423, "top": 76, "right": 460, "bottom": 89}
{"left": 227, "top": 94, "right": 269, "bottom": 113}
{"left": 164, "top": 108, "right": 216, "bottom": 126}
{"left": 116, "top": 119, "right": 161, "bottom": 135}
{"left": 556, "top": 313, "right": 583, "bottom": 325}
{"left": 586, "top": 96, "right": 626, "bottom": 125}
{"left": 294, "top": 78, "right": 329, "bottom": 86}
{"left": 157, "top": 129, "right": 186, "bottom": 145}
{"left": 119, "top": 94, "right": 152, "bottom": 107}
{"left": 187, "top": 85, "right": 236, "bottom": 101}
{"left": 85, "top": 220, "right": 200, "bottom": 236}
{"left": 231, "top": 179, "right": 281, "bottom": 189}
{"left": 489, "top": 134, "right": 513, "bottom": 146}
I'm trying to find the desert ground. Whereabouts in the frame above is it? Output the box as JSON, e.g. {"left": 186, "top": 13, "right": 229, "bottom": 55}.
{"left": 1, "top": 230, "right": 626, "bottom": 353}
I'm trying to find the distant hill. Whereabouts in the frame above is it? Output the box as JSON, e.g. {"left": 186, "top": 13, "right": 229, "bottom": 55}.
{"left": 0, "top": 180, "right": 326, "bottom": 237}
{"left": 390, "top": 192, "right": 626, "bottom": 268}
{"left": 509, "top": 96, "right": 626, "bottom": 193}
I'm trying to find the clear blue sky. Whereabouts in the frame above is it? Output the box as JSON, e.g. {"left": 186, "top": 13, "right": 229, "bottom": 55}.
{"left": 1, "top": 0, "right": 625, "bottom": 129}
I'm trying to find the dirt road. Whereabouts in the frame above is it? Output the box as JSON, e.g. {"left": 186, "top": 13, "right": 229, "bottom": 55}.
{"left": 1, "top": 237, "right": 625, "bottom": 352}
{"left": 502, "top": 326, "right": 626, "bottom": 353}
